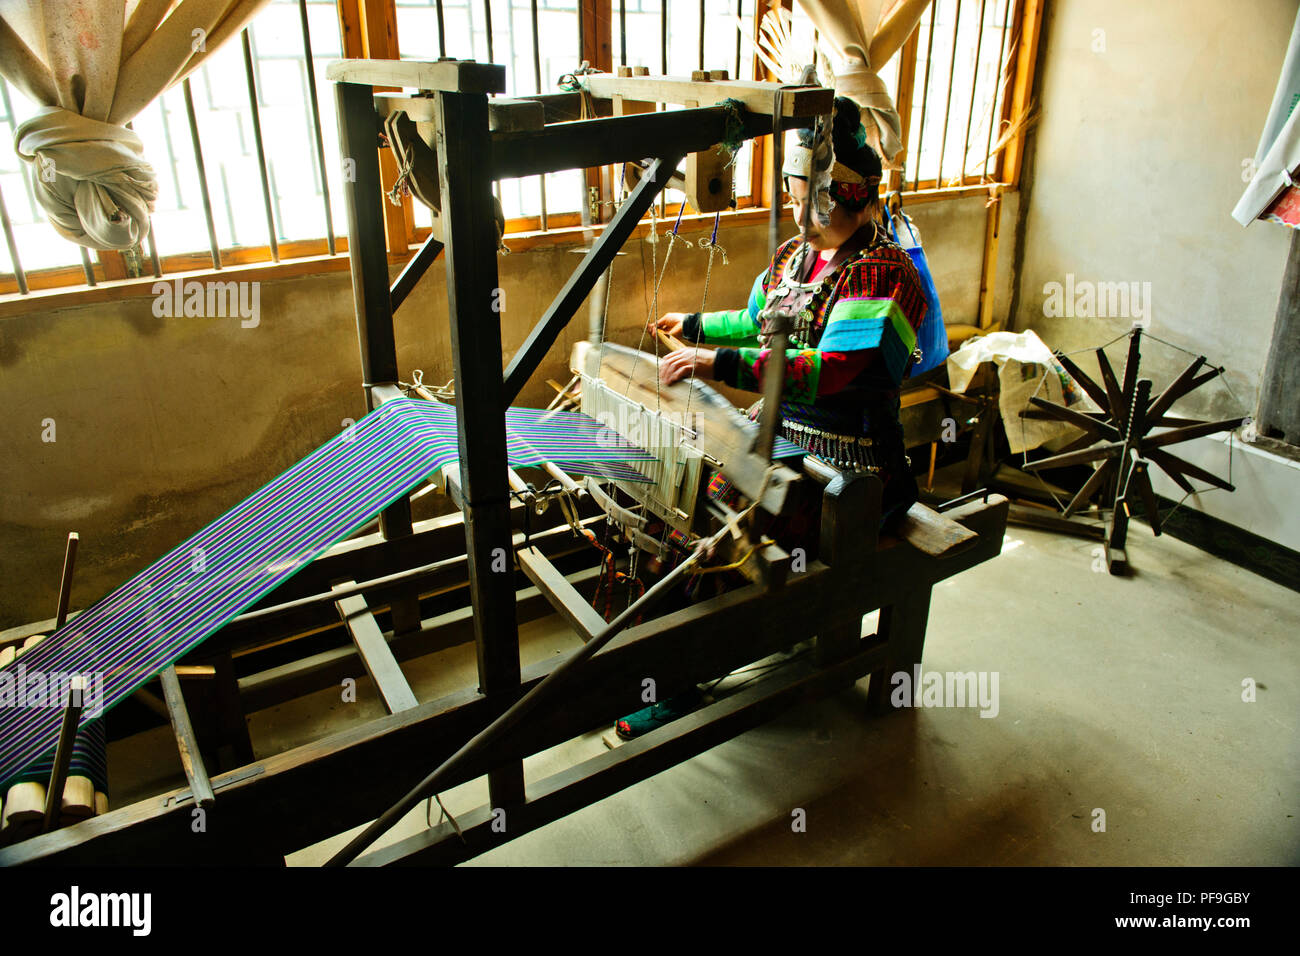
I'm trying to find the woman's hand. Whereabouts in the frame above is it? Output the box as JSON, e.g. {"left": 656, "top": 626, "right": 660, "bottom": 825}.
{"left": 647, "top": 312, "right": 688, "bottom": 337}
{"left": 659, "top": 347, "right": 716, "bottom": 386}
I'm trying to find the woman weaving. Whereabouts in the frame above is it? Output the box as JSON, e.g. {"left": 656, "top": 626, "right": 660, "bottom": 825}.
{"left": 613, "top": 100, "right": 929, "bottom": 742}
{"left": 651, "top": 97, "right": 927, "bottom": 529}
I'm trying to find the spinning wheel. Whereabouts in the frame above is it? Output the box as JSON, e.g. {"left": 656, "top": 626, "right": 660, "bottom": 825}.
{"left": 1021, "top": 327, "right": 1247, "bottom": 574}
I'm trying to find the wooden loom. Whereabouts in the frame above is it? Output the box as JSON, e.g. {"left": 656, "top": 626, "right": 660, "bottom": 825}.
{"left": 0, "top": 62, "right": 1008, "bottom": 867}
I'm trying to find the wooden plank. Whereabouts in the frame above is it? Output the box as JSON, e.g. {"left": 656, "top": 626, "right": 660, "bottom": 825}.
{"left": 492, "top": 110, "right": 710, "bottom": 181}
{"left": 581, "top": 74, "right": 832, "bottom": 117}
{"left": 893, "top": 502, "right": 980, "bottom": 558}
{"left": 326, "top": 59, "right": 506, "bottom": 94}
{"left": 159, "top": 666, "right": 216, "bottom": 808}
{"left": 390, "top": 234, "right": 444, "bottom": 314}
{"left": 516, "top": 547, "right": 606, "bottom": 642}
{"left": 333, "top": 585, "right": 419, "bottom": 714}
{"left": 373, "top": 95, "right": 546, "bottom": 132}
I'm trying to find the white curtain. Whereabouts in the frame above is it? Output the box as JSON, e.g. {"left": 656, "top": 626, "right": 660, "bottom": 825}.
{"left": 795, "top": 0, "right": 929, "bottom": 165}
{"left": 0, "top": 0, "right": 269, "bottom": 250}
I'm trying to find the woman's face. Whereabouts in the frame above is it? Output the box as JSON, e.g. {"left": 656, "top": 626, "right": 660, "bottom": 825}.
{"left": 788, "top": 176, "right": 871, "bottom": 252}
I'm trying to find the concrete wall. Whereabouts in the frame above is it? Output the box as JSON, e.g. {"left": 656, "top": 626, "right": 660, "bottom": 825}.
{"left": 1012, "top": 0, "right": 1298, "bottom": 422}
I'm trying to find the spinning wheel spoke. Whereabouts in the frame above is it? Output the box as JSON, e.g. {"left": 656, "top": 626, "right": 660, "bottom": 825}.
{"left": 1027, "top": 396, "right": 1121, "bottom": 441}
{"left": 1095, "top": 348, "right": 1126, "bottom": 429}
{"left": 1063, "top": 458, "right": 1115, "bottom": 517}
{"left": 1147, "top": 447, "right": 1236, "bottom": 492}
{"left": 1055, "top": 352, "right": 1112, "bottom": 412}
{"left": 1145, "top": 355, "right": 1207, "bottom": 423}
{"left": 1142, "top": 416, "right": 1248, "bottom": 451}
{"left": 1024, "top": 439, "right": 1124, "bottom": 471}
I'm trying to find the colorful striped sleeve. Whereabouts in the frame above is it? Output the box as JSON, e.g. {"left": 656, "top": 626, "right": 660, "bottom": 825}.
{"left": 815, "top": 258, "right": 927, "bottom": 386}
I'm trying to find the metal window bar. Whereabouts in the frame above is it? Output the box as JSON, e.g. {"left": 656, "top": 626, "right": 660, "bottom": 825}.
{"left": 933, "top": 0, "right": 962, "bottom": 188}
{"left": 183, "top": 77, "right": 223, "bottom": 269}
{"left": 156, "top": 94, "right": 187, "bottom": 209}
{"left": 911, "top": 1, "right": 938, "bottom": 191}
{"left": 79, "top": 247, "right": 96, "bottom": 286}
{"left": 735, "top": 0, "right": 742, "bottom": 78}
{"left": 0, "top": 184, "right": 28, "bottom": 294}
{"left": 299, "top": 0, "right": 337, "bottom": 255}
{"left": 242, "top": 28, "right": 281, "bottom": 262}
{"left": 620, "top": 0, "right": 627, "bottom": 66}
{"left": 436, "top": 0, "right": 448, "bottom": 58}
{"left": 531, "top": 0, "right": 548, "bottom": 230}
{"left": 984, "top": 0, "right": 1013, "bottom": 179}
{"left": 959, "top": 0, "right": 988, "bottom": 181}
{"left": 146, "top": 221, "right": 163, "bottom": 278}
{"left": 484, "top": 0, "right": 495, "bottom": 62}
{"left": 661, "top": 0, "right": 668, "bottom": 75}
{"left": 699, "top": 0, "right": 705, "bottom": 72}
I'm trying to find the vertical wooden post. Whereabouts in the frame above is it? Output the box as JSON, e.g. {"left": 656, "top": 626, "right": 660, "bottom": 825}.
{"left": 976, "top": 187, "right": 1003, "bottom": 330}
{"left": 41, "top": 676, "right": 85, "bottom": 833}
{"left": 1258, "top": 229, "right": 1300, "bottom": 443}
{"left": 999, "top": 0, "right": 1046, "bottom": 186}
{"left": 336, "top": 79, "right": 422, "bottom": 636}
{"left": 434, "top": 89, "right": 525, "bottom": 811}
{"left": 867, "top": 586, "right": 933, "bottom": 715}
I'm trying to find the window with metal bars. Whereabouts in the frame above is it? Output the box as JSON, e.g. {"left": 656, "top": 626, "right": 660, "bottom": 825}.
{"left": 0, "top": 0, "right": 1040, "bottom": 300}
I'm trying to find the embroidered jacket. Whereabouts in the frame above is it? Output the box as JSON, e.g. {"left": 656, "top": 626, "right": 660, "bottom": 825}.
{"left": 682, "top": 228, "right": 928, "bottom": 437}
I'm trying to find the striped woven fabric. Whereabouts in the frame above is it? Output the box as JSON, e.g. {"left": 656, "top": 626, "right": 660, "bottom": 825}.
{"left": 0, "top": 398, "right": 654, "bottom": 789}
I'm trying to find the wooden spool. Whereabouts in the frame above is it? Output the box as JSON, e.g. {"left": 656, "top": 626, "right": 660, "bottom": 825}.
{"left": 94, "top": 791, "right": 108, "bottom": 816}
{"left": 17, "top": 633, "right": 45, "bottom": 655}
{"left": 685, "top": 144, "right": 734, "bottom": 213}
{"left": 60, "top": 775, "right": 96, "bottom": 822}
{"left": 1, "top": 782, "right": 45, "bottom": 844}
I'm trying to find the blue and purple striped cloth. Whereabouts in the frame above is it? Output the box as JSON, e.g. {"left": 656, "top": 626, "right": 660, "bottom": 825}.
{"left": 0, "top": 398, "right": 653, "bottom": 790}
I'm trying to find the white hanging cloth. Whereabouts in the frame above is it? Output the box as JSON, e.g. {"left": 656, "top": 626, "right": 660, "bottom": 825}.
{"left": 0, "top": 0, "right": 270, "bottom": 249}
{"left": 1233, "top": 5, "right": 1300, "bottom": 227}
{"left": 794, "top": 0, "right": 929, "bottom": 164}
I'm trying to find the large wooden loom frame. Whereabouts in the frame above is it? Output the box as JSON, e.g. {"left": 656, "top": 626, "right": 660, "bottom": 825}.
{"left": 1, "top": 61, "right": 1008, "bottom": 867}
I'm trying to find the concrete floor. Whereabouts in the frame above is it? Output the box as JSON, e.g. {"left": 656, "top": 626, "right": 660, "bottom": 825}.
{"left": 228, "top": 519, "right": 1297, "bottom": 867}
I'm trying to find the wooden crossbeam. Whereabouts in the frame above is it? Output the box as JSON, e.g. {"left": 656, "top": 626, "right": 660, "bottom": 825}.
{"left": 333, "top": 584, "right": 419, "bottom": 714}
{"left": 580, "top": 73, "right": 832, "bottom": 116}
{"left": 326, "top": 59, "right": 505, "bottom": 94}
{"left": 516, "top": 547, "right": 606, "bottom": 643}
{"left": 159, "top": 666, "right": 216, "bottom": 808}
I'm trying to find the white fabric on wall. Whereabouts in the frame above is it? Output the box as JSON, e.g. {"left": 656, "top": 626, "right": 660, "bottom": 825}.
{"left": 1233, "top": 5, "right": 1300, "bottom": 227}
{"left": 0, "top": 0, "right": 269, "bottom": 249}
{"left": 794, "top": 0, "right": 928, "bottom": 164}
